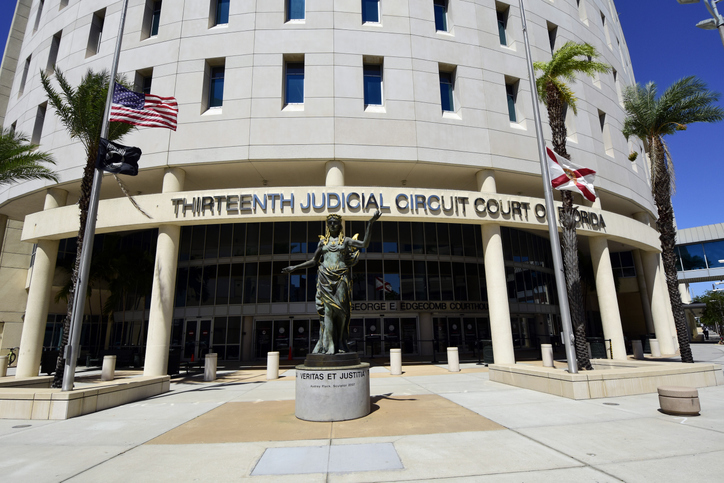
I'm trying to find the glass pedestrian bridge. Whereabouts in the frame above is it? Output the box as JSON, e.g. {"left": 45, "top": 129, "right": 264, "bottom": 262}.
{"left": 676, "top": 223, "right": 724, "bottom": 283}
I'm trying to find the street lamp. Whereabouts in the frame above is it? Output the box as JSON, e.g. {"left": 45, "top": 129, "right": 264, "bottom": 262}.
{"left": 676, "top": 0, "right": 724, "bottom": 48}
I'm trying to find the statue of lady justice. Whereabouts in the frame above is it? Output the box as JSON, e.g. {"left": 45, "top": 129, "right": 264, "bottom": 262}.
{"left": 283, "top": 211, "right": 381, "bottom": 355}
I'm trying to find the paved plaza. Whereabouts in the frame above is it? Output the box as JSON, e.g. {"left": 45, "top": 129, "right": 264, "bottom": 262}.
{"left": 1, "top": 344, "right": 723, "bottom": 482}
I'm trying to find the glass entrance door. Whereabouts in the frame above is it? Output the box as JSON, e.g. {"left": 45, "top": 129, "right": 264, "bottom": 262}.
{"left": 182, "top": 319, "right": 211, "bottom": 361}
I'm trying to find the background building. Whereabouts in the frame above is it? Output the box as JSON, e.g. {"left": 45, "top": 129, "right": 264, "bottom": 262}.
{"left": 0, "top": 0, "right": 678, "bottom": 376}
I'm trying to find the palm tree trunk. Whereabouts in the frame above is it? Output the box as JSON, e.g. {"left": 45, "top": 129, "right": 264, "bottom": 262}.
{"left": 651, "top": 137, "right": 694, "bottom": 363}
{"left": 546, "top": 82, "right": 593, "bottom": 370}
{"left": 52, "top": 152, "right": 97, "bottom": 387}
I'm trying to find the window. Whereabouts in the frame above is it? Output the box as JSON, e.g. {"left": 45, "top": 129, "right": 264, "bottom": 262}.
{"left": 434, "top": 0, "right": 448, "bottom": 32}
{"left": 505, "top": 81, "right": 518, "bottom": 122}
{"left": 285, "top": 60, "right": 304, "bottom": 105}
{"left": 496, "top": 4, "right": 509, "bottom": 45}
{"left": 211, "top": 0, "right": 229, "bottom": 27}
{"left": 32, "top": 103, "right": 47, "bottom": 145}
{"left": 10, "top": 121, "right": 16, "bottom": 136}
{"left": 363, "top": 62, "right": 383, "bottom": 107}
{"left": 362, "top": 0, "right": 380, "bottom": 23}
{"left": 598, "top": 109, "right": 613, "bottom": 156}
{"left": 601, "top": 11, "right": 612, "bottom": 48}
{"left": 86, "top": 9, "right": 105, "bottom": 57}
{"left": 439, "top": 70, "right": 454, "bottom": 112}
{"left": 46, "top": 31, "right": 61, "bottom": 74}
{"left": 135, "top": 68, "right": 153, "bottom": 94}
{"left": 60, "top": 0, "right": 68, "bottom": 8}
{"left": 577, "top": 0, "right": 588, "bottom": 23}
{"left": 142, "top": 0, "right": 162, "bottom": 39}
{"left": 208, "top": 63, "right": 225, "bottom": 108}
{"left": 34, "top": 0, "right": 45, "bottom": 33}
{"left": 286, "top": 0, "right": 305, "bottom": 22}
{"left": 547, "top": 22, "right": 557, "bottom": 53}
{"left": 610, "top": 251, "right": 636, "bottom": 278}
{"left": 19, "top": 55, "right": 31, "bottom": 97}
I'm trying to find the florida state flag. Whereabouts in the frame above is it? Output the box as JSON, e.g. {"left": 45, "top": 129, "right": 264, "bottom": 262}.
{"left": 547, "top": 147, "right": 597, "bottom": 202}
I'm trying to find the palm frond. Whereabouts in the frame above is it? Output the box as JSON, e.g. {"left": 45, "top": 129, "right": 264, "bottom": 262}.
{"left": 0, "top": 128, "right": 58, "bottom": 186}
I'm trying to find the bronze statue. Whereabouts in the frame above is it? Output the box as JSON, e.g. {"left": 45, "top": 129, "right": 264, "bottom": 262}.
{"left": 283, "top": 211, "right": 381, "bottom": 354}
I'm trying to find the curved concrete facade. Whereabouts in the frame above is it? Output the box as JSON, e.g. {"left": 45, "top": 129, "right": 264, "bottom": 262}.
{"left": 1, "top": 0, "right": 677, "bottom": 373}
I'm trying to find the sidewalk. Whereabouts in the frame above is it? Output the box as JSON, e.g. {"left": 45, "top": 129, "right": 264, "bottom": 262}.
{"left": 1, "top": 345, "right": 723, "bottom": 482}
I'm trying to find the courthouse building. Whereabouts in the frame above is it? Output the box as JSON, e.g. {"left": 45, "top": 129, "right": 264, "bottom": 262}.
{"left": 0, "top": 0, "right": 679, "bottom": 378}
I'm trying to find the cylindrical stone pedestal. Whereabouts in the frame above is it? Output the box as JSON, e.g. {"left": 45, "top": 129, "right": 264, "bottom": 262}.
{"left": 389, "top": 348, "right": 402, "bottom": 375}
{"left": 0, "top": 356, "right": 7, "bottom": 377}
{"left": 541, "top": 344, "right": 554, "bottom": 367}
{"left": 267, "top": 352, "right": 279, "bottom": 380}
{"left": 204, "top": 353, "right": 218, "bottom": 382}
{"left": 101, "top": 355, "right": 116, "bottom": 381}
{"left": 650, "top": 339, "right": 661, "bottom": 358}
{"left": 447, "top": 347, "right": 460, "bottom": 372}
{"left": 296, "top": 354, "right": 370, "bottom": 421}
{"left": 632, "top": 340, "right": 644, "bottom": 360}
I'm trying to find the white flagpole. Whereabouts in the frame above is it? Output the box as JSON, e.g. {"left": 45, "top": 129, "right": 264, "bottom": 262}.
{"left": 62, "top": 0, "right": 131, "bottom": 391}
{"left": 518, "top": 0, "right": 578, "bottom": 373}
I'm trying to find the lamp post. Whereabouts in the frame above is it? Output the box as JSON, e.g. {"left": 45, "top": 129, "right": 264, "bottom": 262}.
{"left": 676, "top": 0, "right": 724, "bottom": 48}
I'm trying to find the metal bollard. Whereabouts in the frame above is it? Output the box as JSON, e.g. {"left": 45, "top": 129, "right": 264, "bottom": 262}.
{"left": 650, "top": 338, "right": 661, "bottom": 357}
{"left": 389, "top": 348, "right": 402, "bottom": 375}
{"left": 101, "top": 355, "right": 117, "bottom": 381}
{"left": 541, "top": 343, "right": 554, "bottom": 367}
{"left": 447, "top": 347, "right": 460, "bottom": 372}
{"left": 204, "top": 353, "right": 218, "bottom": 382}
{"left": 266, "top": 351, "right": 279, "bottom": 380}
{"left": 632, "top": 340, "right": 644, "bottom": 360}
{"left": 0, "top": 355, "right": 7, "bottom": 377}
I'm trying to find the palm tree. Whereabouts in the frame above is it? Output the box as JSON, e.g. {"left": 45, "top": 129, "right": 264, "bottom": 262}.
{"left": 41, "top": 69, "right": 135, "bottom": 386}
{"left": 0, "top": 128, "right": 57, "bottom": 185}
{"left": 535, "top": 41, "right": 610, "bottom": 370}
{"left": 623, "top": 77, "right": 724, "bottom": 363}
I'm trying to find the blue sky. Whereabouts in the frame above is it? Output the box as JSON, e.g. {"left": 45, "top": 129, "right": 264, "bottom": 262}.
{"left": 1, "top": 1, "right": 722, "bottom": 293}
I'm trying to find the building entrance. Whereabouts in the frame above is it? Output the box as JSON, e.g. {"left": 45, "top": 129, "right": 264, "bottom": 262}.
{"left": 182, "top": 319, "right": 211, "bottom": 361}
{"left": 253, "top": 316, "right": 418, "bottom": 358}
{"left": 254, "top": 318, "right": 320, "bottom": 358}
{"left": 349, "top": 317, "right": 418, "bottom": 356}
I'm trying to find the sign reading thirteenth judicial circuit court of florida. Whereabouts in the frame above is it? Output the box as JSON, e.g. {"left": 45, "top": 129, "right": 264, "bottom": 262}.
{"left": 170, "top": 187, "right": 607, "bottom": 230}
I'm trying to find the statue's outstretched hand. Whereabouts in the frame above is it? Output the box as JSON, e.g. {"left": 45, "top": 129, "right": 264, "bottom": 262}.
{"left": 370, "top": 210, "right": 382, "bottom": 223}
{"left": 282, "top": 265, "right": 296, "bottom": 274}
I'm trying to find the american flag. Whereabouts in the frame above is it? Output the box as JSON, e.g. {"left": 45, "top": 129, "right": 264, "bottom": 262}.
{"left": 109, "top": 83, "right": 178, "bottom": 131}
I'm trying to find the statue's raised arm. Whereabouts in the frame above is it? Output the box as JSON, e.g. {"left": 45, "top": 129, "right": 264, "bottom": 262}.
{"left": 348, "top": 210, "right": 382, "bottom": 249}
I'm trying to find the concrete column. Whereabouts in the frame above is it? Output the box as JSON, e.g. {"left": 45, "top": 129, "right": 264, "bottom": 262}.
{"left": 16, "top": 188, "right": 67, "bottom": 379}
{"left": 589, "top": 237, "right": 627, "bottom": 360}
{"left": 325, "top": 161, "right": 345, "bottom": 187}
{"left": 482, "top": 225, "right": 515, "bottom": 364}
{"left": 633, "top": 250, "right": 655, "bottom": 333}
{"left": 477, "top": 170, "right": 515, "bottom": 364}
{"left": 418, "top": 312, "right": 433, "bottom": 355}
{"left": 659, "top": 257, "right": 679, "bottom": 348}
{"left": 679, "top": 283, "right": 692, "bottom": 304}
{"left": 640, "top": 251, "right": 675, "bottom": 355}
{"left": 144, "top": 168, "right": 184, "bottom": 376}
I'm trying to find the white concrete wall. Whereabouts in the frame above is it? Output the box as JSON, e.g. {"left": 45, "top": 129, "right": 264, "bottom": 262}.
{"left": 1, "top": 0, "right": 653, "bottom": 222}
